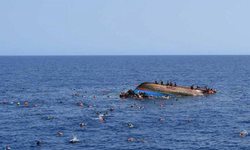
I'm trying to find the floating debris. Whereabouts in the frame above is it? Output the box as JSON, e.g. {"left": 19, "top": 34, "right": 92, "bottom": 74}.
{"left": 46, "top": 116, "right": 53, "bottom": 120}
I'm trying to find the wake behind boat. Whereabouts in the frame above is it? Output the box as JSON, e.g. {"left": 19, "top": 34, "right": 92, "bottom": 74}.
{"left": 120, "top": 82, "right": 216, "bottom": 99}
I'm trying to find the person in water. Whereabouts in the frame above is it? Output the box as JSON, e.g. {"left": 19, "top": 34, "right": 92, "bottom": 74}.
{"left": 174, "top": 82, "right": 177, "bottom": 87}
{"left": 190, "top": 85, "right": 194, "bottom": 90}
{"left": 161, "top": 80, "right": 164, "bottom": 85}
{"left": 58, "top": 131, "right": 63, "bottom": 136}
{"left": 36, "top": 141, "right": 41, "bottom": 146}
{"left": 166, "top": 81, "right": 170, "bottom": 86}
{"left": 126, "top": 123, "right": 134, "bottom": 127}
{"left": 170, "top": 82, "right": 173, "bottom": 86}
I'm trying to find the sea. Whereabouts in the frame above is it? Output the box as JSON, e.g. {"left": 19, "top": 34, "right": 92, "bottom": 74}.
{"left": 0, "top": 56, "right": 250, "bottom": 150}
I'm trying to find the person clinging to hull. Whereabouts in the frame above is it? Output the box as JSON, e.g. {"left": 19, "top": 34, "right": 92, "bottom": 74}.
{"left": 155, "top": 80, "right": 158, "bottom": 84}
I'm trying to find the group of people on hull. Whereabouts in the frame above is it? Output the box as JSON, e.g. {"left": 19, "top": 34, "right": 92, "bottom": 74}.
{"left": 155, "top": 80, "right": 216, "bottom": 94}
{"left": 155, "top": 80, "right": 177, "bottom": 87}
{"left": 190, "top": 85, "right": 216, "bottom": 94}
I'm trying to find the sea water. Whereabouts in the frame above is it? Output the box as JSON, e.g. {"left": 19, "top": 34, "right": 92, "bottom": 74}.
{"left": 0, "top": 56, "right": 250, "bottom": 150}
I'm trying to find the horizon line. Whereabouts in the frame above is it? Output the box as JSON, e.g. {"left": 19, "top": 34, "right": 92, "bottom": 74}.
{"left": 1, "top": 54, "right": 250, "bottom": 56}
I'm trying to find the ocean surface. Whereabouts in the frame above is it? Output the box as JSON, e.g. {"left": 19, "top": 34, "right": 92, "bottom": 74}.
{"left": 0, "top": 56, "right": 250, "bottom": 150}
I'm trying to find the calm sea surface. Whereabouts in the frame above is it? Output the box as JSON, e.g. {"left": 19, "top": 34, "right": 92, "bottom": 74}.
{"left": 0, "top": 56, "right": 250, "bottom": 150}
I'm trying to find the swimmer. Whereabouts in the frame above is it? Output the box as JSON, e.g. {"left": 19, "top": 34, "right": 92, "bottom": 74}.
{"left": 6, "top": 146, "right": 11, "bottom": 150}
{"left": 70, "top": 138, "right": 77, "bottom": 143}
{"left": 105, "top": 110, "right": 109, "bottom": 114}
{"left": 17, "top": 102, "right": 20, "bottom": 105}
{"left": 79, "top": 123, "right": 86, "bottom": 127}
{"left": 239, "top": 130, "right": 248, "bottom": 136}
{"left": 128, "top": 138, "right": 134, "bottom": 141}
{"left": 36, "top": 141, "right": 41, "bottom": 146}
{"left": 126, "top": 123, "right": 133, "bottom": 127}
{"left": 187, "top": 120, "right": 192, "bottom": 123}
{"left": 100, "top": 118, "right": 106, "bottom": 121}
{"left": 159, "top": 118, "right": 164, "bottom": 121}
{"left": 70, "top": 136, "right": 80, "bottom": 143}
{"left": 138, "top": 106, "right": 143, "bottom": 109}
{"left": 58, "top": 131, "right": 63, "bottom": 136}
{"left": 141, "top": 139, "right": 148, "bottom": 143}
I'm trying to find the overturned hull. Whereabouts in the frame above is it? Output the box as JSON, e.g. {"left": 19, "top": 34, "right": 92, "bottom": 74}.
{"left": 134, "top": 82, "right": 205, "bottom": 97}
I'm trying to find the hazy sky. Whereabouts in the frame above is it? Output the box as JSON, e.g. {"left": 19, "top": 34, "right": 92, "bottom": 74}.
{"left": 1, "top": 0, "right": 250, "bottom": 55}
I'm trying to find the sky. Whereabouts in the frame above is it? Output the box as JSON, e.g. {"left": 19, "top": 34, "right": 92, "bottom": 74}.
{"left": 0, "top": 0, "right": 250, "bottom": 55}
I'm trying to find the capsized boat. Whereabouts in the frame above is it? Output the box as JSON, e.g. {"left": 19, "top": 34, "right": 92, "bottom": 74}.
{"left": 134, "top": 82, "right": 213, "bottom": 97}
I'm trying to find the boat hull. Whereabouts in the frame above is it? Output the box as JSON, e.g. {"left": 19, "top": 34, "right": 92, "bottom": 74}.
{"left": 134, "top": 82, "right": 204, "bottom": 97}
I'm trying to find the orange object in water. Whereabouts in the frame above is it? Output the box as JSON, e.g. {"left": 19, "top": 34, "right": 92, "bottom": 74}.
{"left": 25, "top": 101, "right": 28, "bottom": 105}
{"left": 106, "top": 90, "right": 109, "bottom": 93}
{"left": 159, "top": 118, "right": 164, "bottom": 121}
{"left": 79, "top": 103, "right": 83, "bottom": 106}
{"left": 93, "top": 95, "right": 96, "bottom": 98}
{"left": 160, "top": 105, "right": 163, "bottom": 107}
{"left": 34, "top": 104, "right": 37, "bottom": 107}
{"left": 100, "top": 118, "right": 105, "bottom": 121}
{"left": 3, "top": 101, "right": 7, "bottom": 104}
{"left": 79, "top": 123, "right": 85, "bottom": 127}
{"left": 128, "top": 138, "right": 134, "bottom": 141}
{"left": 110, "top": 108, "right": 114, "bottom": 111}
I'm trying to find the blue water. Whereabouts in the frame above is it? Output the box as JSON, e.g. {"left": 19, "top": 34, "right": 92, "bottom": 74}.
{"left": 1, "top": 56, "right": 250, "bottom": 150}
